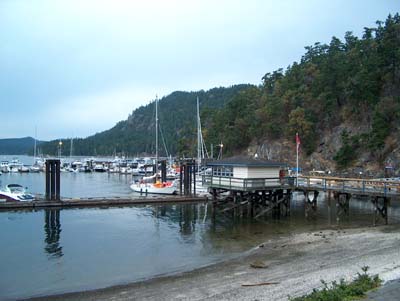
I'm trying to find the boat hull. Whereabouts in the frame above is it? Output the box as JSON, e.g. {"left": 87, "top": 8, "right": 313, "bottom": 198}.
{"left": 0, "top": 184, "right": 35, "bottom": 202}
{"left": 130, "top": 182, "right": 177, "bottom": 195}
{"left": 0, "top": 192, "right": 34, "bottom": 202}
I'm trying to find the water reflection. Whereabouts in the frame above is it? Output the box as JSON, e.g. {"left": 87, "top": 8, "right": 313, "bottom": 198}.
{"left": 1, "top": 197, "right": 400, "bottom": 301}
{"left": 179, "top": 204, "right": 198, "bottom": 236}
{"left": 44, "top": 209, "right": 63, "bottom": 258}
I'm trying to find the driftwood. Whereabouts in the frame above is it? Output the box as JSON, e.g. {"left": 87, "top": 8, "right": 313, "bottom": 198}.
{"left": 241, "top": 282, "right": 280, "bottom": 287}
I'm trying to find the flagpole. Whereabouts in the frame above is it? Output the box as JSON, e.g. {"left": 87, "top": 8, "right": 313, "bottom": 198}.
{"left": 296, "top": 143, "right": 299, "bottom": 186}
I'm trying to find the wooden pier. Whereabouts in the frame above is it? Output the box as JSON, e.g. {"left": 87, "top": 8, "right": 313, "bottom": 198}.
{"left": 295, "top": 176, "right": 400, "bottom": 225}
{"left": 0, "top": 196, "right": 208, "bottom": 211}
{"left": 205, "top": 173, "right": 400, "bottom": 226}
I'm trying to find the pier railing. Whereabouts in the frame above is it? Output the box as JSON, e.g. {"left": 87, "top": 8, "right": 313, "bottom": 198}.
{"left": 203, "top": 175, "right": 290, "bottom": 191}
{"left": 297, "top": 176, "right": 400, "bottom": 197}
{"left": 204, "top": 174, "right": 400, "bottom": 197}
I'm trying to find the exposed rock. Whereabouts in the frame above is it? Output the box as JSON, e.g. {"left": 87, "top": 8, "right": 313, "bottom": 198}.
{"left": 248, "top": 127, "right": 400, "bottom": 176}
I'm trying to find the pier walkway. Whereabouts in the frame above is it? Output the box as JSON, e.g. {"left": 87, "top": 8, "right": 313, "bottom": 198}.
{"left": 0, "top": 195, "right": 208, "bottom": 210}
{"left": 204, "top": 174, "right": 400, "bottom": 198}
{"left": 296, "top": 176, "right": 400, "bottom": 198}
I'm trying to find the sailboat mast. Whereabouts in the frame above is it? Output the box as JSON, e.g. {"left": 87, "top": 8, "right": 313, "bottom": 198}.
{"left": 197, "top": 96, "right": 201, "bottom": 170}
{"left": 33, "top": 126, "right": 37, "bottom": 164}
{"left": 155, "top": 95, "right": 158, "bottom": 164}
{"left": 70, "top": 137, "right": 73, "bottom": 158}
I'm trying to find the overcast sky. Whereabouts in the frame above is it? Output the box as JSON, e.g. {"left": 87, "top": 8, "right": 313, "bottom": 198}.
{"left": 1, "top": 0, "right": 399, "bottom": 141}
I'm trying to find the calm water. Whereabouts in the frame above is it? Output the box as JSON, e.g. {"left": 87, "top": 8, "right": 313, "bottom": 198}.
{"left": 1, "top": 156, "right": 400, "bottom": 300}
{"left": 0, "top": 155, "right": 134, "bottom": 198}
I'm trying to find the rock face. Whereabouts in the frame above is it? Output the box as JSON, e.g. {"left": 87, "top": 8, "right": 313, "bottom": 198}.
{"left": 247, "top": 128, "right": 400, "bottom": 176}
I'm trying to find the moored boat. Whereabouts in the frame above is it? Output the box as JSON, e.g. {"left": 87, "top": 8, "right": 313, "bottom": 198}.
{"left": 0, "top": 184, "right": 35, "bottom": 202}
{"left": 18, "top": 166, "right": 30, "bottom": 173}
{"left": 130, "top": 180, "right": 177, "bottom": 195}
{"left": 0, "top": 161, "right": 10, "bottom": 173}
{"left": 130, "top": 96, "right": 176, "bottom": 195}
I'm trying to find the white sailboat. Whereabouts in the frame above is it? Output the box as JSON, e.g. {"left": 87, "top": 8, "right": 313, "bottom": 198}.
{"left": 30, "top": 127, "right": 44, "bottom": 172}
{"left": 130, "top": 96, "right": 177, "bottom": 195}
{"left": 195, "top": 96, "right": 210, "bottom": 194}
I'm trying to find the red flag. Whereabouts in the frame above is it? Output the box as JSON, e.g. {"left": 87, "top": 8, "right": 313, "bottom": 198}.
{"left": 296, "top": 132, "right": 301, "bottom": 152}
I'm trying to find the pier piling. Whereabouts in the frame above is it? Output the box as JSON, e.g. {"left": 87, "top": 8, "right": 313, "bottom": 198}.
{"left": 45, "top": 159, "right": 61, "bottom": 201}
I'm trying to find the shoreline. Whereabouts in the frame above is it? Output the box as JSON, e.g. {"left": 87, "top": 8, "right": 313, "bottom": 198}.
{"left": 25, "top": 224, "right": 400, "bottom": 301}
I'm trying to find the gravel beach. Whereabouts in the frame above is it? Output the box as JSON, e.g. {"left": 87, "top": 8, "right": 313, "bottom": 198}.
{"left": 26, "top": 224, "right": 400, "bottom": 301}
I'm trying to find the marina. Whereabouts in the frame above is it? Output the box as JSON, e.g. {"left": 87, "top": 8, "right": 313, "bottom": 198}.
{"left": 1, "top": 156, "right": 400, "bottom": 300}
{"left": 2, "top": 5, "right": 399, "bottom": 300}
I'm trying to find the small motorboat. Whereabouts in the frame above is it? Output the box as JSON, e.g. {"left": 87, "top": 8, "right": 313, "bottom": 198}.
{"left": 0, "top": 184, "right": 35, "bottom": 202}
{"left": 130, "top": 180, "right": 177, "bottom": 195}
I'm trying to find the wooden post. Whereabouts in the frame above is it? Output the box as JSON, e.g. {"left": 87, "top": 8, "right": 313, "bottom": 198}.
{"left": 55, "top": 160, "right": 60, "bottom": 201}
{"left": 304, "top": 190, "right": 318, "bottom": 218}
{"left": 50, "top": 161, "right": 56, "bottom": 200}
{"left": 372, "top": 196, "right": 389, "bottom": 226}
{"left": 45, "top": 161, "right": 51, "bottom": 200}
{"left": 45, "top": 159, "right": 61, "bottom": 201}
{"left": 179, "top": 162, "right": 183, "bottom": 195}
{"left": 160, "top": 160, "right": 166, "bottom": 183}
{"left": 184, "top": 164, "right": 189, "bottom": 195}
{"left": 334, "top": 192, "right": 350, "bottom": 222}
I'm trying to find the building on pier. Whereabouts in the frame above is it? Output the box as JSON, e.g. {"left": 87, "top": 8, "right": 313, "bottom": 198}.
{"left": 205, "top": 156, "right": 288, "bottom": 191}
{"left": 204, "top": 156, "right": 291, "bottom": 219}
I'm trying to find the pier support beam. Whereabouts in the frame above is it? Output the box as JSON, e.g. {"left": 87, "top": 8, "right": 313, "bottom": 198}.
{"left": 282, "top": 189, "right": 291, "bottom": 217}
{"left": 372, "top": 196, "right": 389, "bottom": 226}
{"left": 303, "top": 190, "right": 319, "bottom": 218}
{"left": 334, "top": 192, "right": 351, "bottom": 221}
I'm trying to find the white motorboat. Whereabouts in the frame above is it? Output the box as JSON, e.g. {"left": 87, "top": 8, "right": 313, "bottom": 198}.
{"left": 94, "top": 164, "right": 107, "bottom": 172}
{"left": 0, "top": 184, "right": 35, "bottom": 202}
{"left": 130, "top": 180, "right": 177, "bottom": 195}
{"left": 0, "top": 161, "right": 10, "bottom": 173}
{"left": 9, "top": 158, "right": 23, "bottom": 173}
{"left": 29, "top": 165, "right": 42, "bottom": 173}
{"left": 18, "top": 166, "right": 30, "bottom": 173}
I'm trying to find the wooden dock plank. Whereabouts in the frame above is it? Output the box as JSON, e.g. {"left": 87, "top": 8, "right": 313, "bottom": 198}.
{"left": 0, "top": 196, "right": 208, "bottom": 211}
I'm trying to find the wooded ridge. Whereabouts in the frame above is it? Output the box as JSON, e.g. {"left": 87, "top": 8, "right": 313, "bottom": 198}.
{"left": 5, "top": 14, "right": 400, "bottom": 174}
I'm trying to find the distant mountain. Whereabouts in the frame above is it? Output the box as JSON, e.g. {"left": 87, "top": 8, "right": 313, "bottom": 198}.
{"left": 39, "top": 85, "right": 253, "bottom": 157}
{"left": 0, "top": 137, "right": 44, "bottom": 155}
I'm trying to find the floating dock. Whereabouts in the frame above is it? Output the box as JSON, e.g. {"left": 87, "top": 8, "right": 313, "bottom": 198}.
{"left": 0, "top": 195, "right": 208, "bottom": 211}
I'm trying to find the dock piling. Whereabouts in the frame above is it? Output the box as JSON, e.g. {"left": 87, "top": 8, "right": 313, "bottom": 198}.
{"left": 45, "top": 159, "right": 61, "bottom": 201}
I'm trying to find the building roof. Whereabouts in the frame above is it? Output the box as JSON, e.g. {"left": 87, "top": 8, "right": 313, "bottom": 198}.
{"left": 206, "top": 156, "right": 286, "bottom": 168}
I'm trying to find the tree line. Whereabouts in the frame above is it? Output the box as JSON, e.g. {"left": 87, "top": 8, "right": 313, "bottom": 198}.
{"left": 38, "top": 14, "right": 400, "bottom": 169}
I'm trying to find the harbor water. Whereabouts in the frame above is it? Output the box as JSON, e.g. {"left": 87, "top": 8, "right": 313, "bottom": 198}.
{"left": 1, "top": 156, "right": 400, "bottom": 300}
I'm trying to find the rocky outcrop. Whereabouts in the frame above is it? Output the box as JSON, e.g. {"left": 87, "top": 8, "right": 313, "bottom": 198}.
{"left": 246, "top": 127, "right": 400, "bottom": 177}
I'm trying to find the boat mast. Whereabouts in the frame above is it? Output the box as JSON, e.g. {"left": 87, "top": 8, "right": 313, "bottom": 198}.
{"left": 70, "top": 137, "right": 73, "bottom": 158}
{"left": 197, "top": 97, "right": 202, "bottom": 171}
{"left": 33, "top": 126, "right": 37, "bottom": 164}
{"left": 155, "top": 95, "right": 158, "bottom": 165}
{"left": 196, "top": 96, "right": 208, "bottom": 170}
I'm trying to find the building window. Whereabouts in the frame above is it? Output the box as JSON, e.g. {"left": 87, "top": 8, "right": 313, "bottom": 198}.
{"left": 213, "top": 166, "right": 233, "bottom": 177}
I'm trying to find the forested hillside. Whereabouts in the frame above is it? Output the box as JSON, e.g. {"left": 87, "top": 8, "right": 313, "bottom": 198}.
{"left": 202, "top": 14, "right": 400, "bottom": 173}
{"left": 39, "top": 85, "right": 252, "bottom": 157}
{"left": 35, "top": 14, "right": 400, "bottom": 174}
{"left": 0, "top": 137, "right": 42, "bottom": 155}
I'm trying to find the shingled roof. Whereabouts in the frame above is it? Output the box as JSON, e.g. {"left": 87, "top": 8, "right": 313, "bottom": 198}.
{"left": 206, "top": 155, "right": 286, "bottom": 168}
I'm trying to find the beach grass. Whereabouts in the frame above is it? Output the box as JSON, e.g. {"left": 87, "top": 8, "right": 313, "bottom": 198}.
{"left": 290, "top": 266, "right": 382, "bottom": 301}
